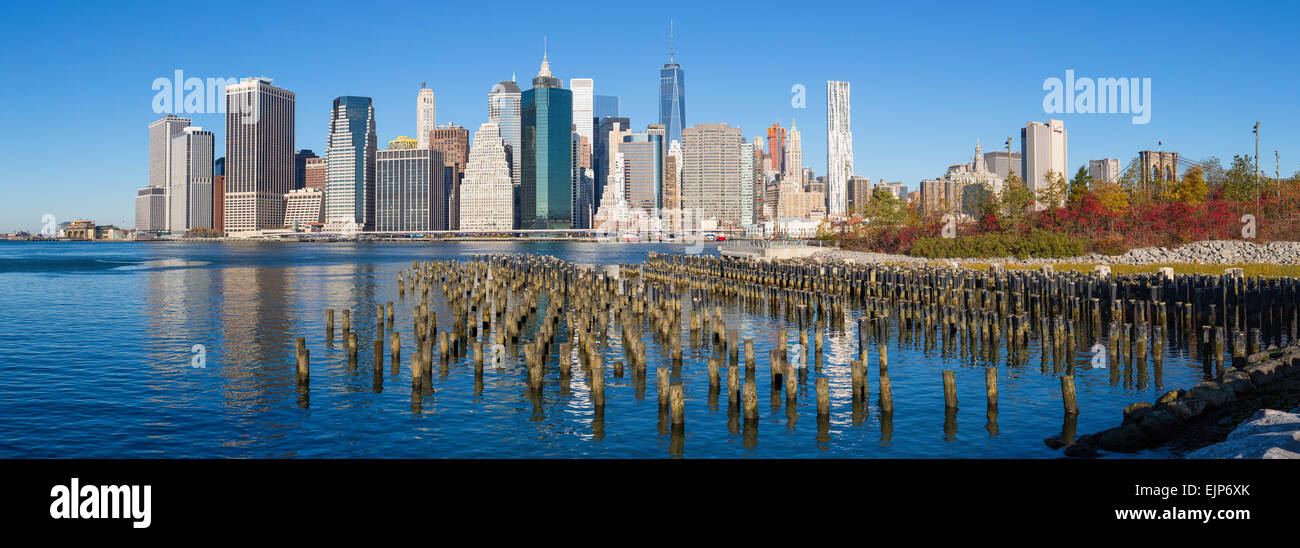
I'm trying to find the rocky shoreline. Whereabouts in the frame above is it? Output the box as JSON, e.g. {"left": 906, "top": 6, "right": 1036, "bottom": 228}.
{"left": 1054, "top": 344, "right": 1300, "bottom": 458}
{"left": 815, "top": 240, "right": 1300, "bottom": 266}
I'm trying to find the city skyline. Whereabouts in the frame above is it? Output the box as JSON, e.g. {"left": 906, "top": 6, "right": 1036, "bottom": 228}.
{"left": 2, "top": 0, "right": 1298, "bottom": 231}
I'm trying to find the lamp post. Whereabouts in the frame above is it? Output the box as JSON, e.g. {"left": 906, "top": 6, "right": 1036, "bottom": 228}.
{"left": 1253, "top": 121, "right": 1260, "bottom": 218}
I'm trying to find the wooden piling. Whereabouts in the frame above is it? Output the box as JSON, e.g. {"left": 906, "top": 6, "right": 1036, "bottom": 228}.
{"left": 1061, "top": 374, "right": 1079, "bottom": 415}
{"left": 942, "top": 370, "right": 957, "bottom": 409}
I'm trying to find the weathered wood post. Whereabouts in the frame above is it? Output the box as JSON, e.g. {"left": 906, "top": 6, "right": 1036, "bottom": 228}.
{"left": 657, "top": 366, "right": 670, "bottom": 409}
{"left": 742, "top": 378, "right": 758, "bottom": 420}
{"left": 326, "top": 309, "right": 335, "bottom": 337}
{"left": 879, "top": 371, "right": 894, "bottom": 413}
{"left": 295, "top": 337, "right": 309, "bottom": 385}
{"left": 670, "top": 384, "right": 685, "bottom": 426}
{"left": 1061, "top": 374, "right": 1079, "bottom": 415}
{"left": 942, "top": 370, "right": 957, "bottom": 409}
{"left": 373, "top": 340, "right": 383, "bottom": 370}
{"left": 985, "top": 366, "right": 997, "bottom": 410}
{"left": 591, "top": 355, "right": 606, "bottom": 409}
{"left": 816, "top": 377, "right": 829, "bottom": 417}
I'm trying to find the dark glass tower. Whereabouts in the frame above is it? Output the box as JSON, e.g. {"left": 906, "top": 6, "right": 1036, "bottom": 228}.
{"left": 521, "top": 55, "right": 574, "bottom": 229}
{"left": 658, "top": 30, "right": 685, "bottom": 146}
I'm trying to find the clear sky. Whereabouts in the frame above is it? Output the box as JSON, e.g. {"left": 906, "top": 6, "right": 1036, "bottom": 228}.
{"left": 0, "top": 0, "right": 1296, "bottom": 232}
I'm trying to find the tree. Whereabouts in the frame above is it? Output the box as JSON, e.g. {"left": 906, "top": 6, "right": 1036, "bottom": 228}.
{"left": 1092, "top": 179, "right": 1131, "bottom": 215}
{"left": 1223, "top": 154, "right": 1257, "bottom": 202}
{"left": 1202, "top": 156, "right": 1227, "bottom": 188}
{"left": 862, "top": 187, "right": 906, "bottom": 226}
{"left": 1068, "top": 165, "right": 1091, "bottom": 207}
{"left": 1040, "top": 170, "right": 1068, "bottom": 210}
{"left": 1172, "top": 166, "right": 1208, "bottom": 204}
{"left": 996, "top": 172, "right": 1035, "bottom": 233}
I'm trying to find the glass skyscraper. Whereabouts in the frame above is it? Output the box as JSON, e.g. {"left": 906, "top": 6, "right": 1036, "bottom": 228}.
{"left": 521, "top": 55, "right": 574, "bottom": 229}
{"left": 659, "top": 62, "right": 685, "bottom": 147}
{"left": 325, "top": 96, "right": 377, "bottom": 231}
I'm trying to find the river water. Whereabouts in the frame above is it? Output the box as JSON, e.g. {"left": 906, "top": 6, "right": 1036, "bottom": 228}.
{"left": 0, "top": 240, "right": 1199, "bottom": 458}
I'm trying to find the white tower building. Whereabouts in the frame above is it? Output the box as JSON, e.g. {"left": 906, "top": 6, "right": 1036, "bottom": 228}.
{"left": 826, "top": 80, "right": 853, "bottom": 216}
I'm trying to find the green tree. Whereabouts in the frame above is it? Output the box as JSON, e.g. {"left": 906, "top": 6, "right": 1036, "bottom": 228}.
{"left": 1040, "top": 170, "right": 1068, "bottom": 210}
{"left": 1202, "top": 156, "right": 1227, "bottom": 188}
{"left": 1172, "top": 166, "right": 1208, "bottom": 204}
{"left": 1223, "top": 154, "right": 1257, "bottom": 202}
{"left": 996, "top": 172, "right": 1035, "bottom": 232}
{"left": 862, "top": 188, "right": 906, "bottom": 226}
{"left": 1068, "top": 165, "right": 1091, "bottom": 207}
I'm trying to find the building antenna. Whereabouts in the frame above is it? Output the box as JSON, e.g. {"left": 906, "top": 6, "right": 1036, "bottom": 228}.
{"left": 669, "top": 19, "right": 675, "bottom": 64}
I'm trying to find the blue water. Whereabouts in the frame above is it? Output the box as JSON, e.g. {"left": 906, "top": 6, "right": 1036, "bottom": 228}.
{"left": 0, "top": 241, "right": 1207, "bottom": 458}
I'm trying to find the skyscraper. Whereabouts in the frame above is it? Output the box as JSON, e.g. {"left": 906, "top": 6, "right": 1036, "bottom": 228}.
{"left": 417, "top": 84, "right": 436, "bottom": 149}
{"left": 489, "top": 79, "right": 523, "bottom": 187}
{"left": 681, "top": 123, "right": 743, "bottom": 226}
{"left": 294, "top": 149, "right": 318, "bottom": 190}
{"left": 521, "top": 54, "right": 574, "bottom": 229}
{"left": 570, "top": 78, "right": 594, "bottom": 149}
{"left": 375, "top": 148, "right": 445, "bottom": 232}
{"left": 785, "top": 119, "right": 802, "bottom": 187}
{"left": 303, "top": 157, "right": 327, "bottom": 190}
{"left": 1021, "top": 119, "right": 1067, "bottom": 206}
{"left": 460, "top": 122, "right": 514, "bottom": 231}
{"left": 619, "top": 129, "right": 663, "bottom": 212}
{"left": 224, "top": 77, "right": 295, "bottom": 235}
{"left": 594, "top": 94, "right": 619, "bottom": 121}
{"left": 149, "top": 114, "right": 191, "bottom": 190}
{"left": 430, "top": 124, "right": 470, "bottom": 230}
{"left": 325, "top": 96, "right": 377, "bottom": 231}
{"left": 739, "top": 139, "right": 754, "bottom": 227}
{"left": 169, "top": 126, "right": 215, "bottom": 232}
{"left": 596, "top": 116, "right": 630, "bottom": 211}
{"left": 826, "top": 81, "right": 853, "bottom": 216}
{"left": 766, "top": 123, "right": 786, "bottom": 173}
{"left": 137, "top": 114, "right": 191, "bottom": 233}
{"left": 659, "top": 23, "right": 686, "bottom": 146}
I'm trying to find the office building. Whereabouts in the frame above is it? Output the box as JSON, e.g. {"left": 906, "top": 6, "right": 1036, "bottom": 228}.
{"left": 324, "top": 96, "right": 377, "bottom": 231}
{"left": 1090, "top": 158, "right": 1122, "bottom": 185}
{"left": 659, "top": 29, "right": 686, "bottom": 146}
{"left": 739, "top": 139, "right": 754, "bottom": 226}
{"left": 596, "top": 116, "right": 631, "bottom": 209}
{"left": 460, "top": 122, "right": 514, "bottom": 231}
{"left": 619, "top": 130, "right": 663, "bottom": 212}
{"left": 224, "top": 77, "right": 295, "bottom": 234}
{"left": 570, "top": 78, "right": 594, "bottom": 150}
{"left": 388, "top": 136, "right": 418, "bottom": 150}
{"left": 785, "top": 119, "right": 802, "bottom": 187}
{"left": 766, "top": 123, "right": 786, "bottom": 173}
{"left": 169, "top": 126, "right": 215, "bottom": 232}
{"left": 847, "top": 176, "right": 872, "bottom": 214}
{"left": 293, "top": 149, "right": 317, "bottom": 190}
{"left": 595, "top": 94, "right": 619, "bottom": 121}
{"left": 149, "top": 114, "right": 191, "bottom": 189}
{"left": 303, "top": 157, "right": 326, "bottom": 190}
{"left": 1021, "top": 119, "right": 1067, "bottom": 206}
{"left": 283, "top": 187, "right": 324, "bottom": 228}
{"left": 521, "top": 54, "right": 574, "bottom": 229}
{"left": 375, "top": 148, "right": 446, "bottom": 232}
{"left": 681, "top": 123, "right": 743, "bottom": 226}
{"left": 489, "top": 79, "right": 523, "bottom": 187}
{"left": 984, "top": 151, "right": 1023, "bottom": 180}
{"left": 417, "top": 84, "right": 436, "bottom": 149}
{"left": 430, "top": 124, "right": 470, "bottom": 230}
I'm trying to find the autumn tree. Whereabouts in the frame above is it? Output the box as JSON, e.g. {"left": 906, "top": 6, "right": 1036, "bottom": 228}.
{"left": 996, "top": 172, "right": 1035, "bottom": 233}
{"left": 1091, "top": 179, "right": 1131, "bottom": 215}
{"left": 1172, "top": 166, "right": 1208, "bottom": 204}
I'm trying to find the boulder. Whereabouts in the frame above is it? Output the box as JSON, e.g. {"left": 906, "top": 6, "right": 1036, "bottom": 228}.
{"left": 1064, "top": 435, "right": 1101, "bottom": 458}
{"left": 1244, "top": 359, "right": 1283, "bottom": 386}
{"left": 1186, "top": 382, "right": 1235, "bottom": 408}
{"left": 1218, "top": 369, "right": 1256, "bottom": 395}
{"left": 1186, "top": 408, "right": 1300, "bottom": 459}
{"left": 1154, "top": 389, "right": 1184, "bottom": 407}
{"left": 1094, "top": 423, "right": 1150, "bottom": 452}
{"left": 1166, "top": 397, "right": 1208, "bottom": 420}
{"left": 1123, "top": 402, "right": 1154, "bottom": 425}
{"left": 1138, "top": 408, "right": 1183, "bottom": 442}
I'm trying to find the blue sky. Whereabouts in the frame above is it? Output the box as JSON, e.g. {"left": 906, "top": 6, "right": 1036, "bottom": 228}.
{"left": 0, "top": 0, "right": 1296, "bottom": 231}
